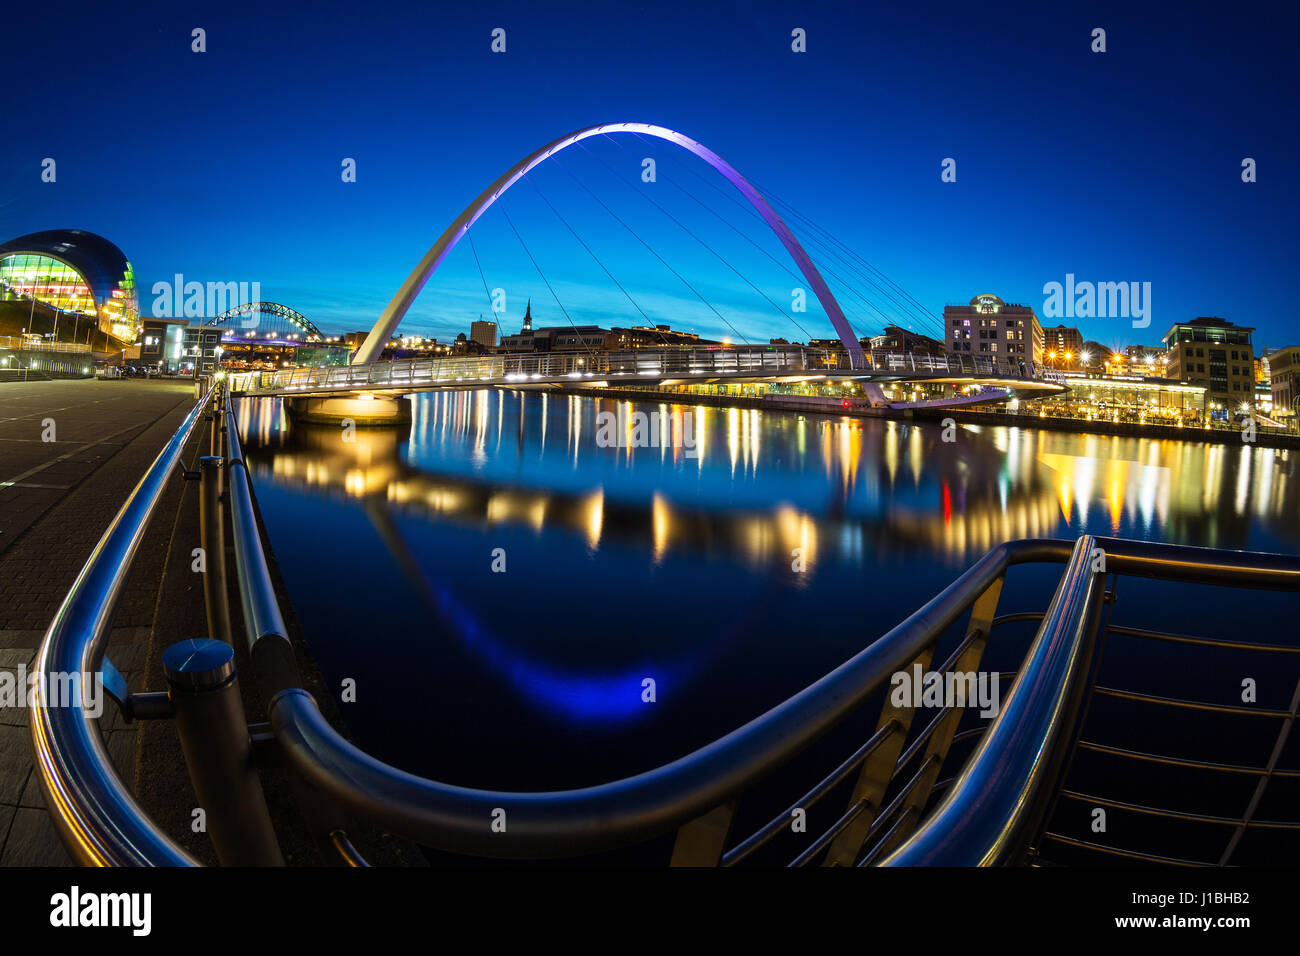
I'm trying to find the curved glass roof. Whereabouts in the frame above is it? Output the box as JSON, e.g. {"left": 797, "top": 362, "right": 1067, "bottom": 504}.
{"left": 0, "top": 229, "right": 139, "bottom": 338}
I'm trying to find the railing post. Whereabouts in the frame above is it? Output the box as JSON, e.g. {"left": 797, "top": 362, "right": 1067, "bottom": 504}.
{"left": 669, "top": 801, "right": 736, "bottom": 866}
{"left": 163, "top": 638, "right": 284, "bottom": 865}
{"left": 870, "top": 576, "right": 1004, "bottom": 863}
{"left": 199, "top": 455, "right": 233, "bottom": 647}
{"left": 209, "top": 388, "right": 221, "bottom": 455}
{"left": 821, "top": 644, "right": 936, "bottom": 866}
{"left": 883, "top": 537, "right": 1106, "bottom": 867}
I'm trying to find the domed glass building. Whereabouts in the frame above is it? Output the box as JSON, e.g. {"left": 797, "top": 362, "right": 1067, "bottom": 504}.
{"left": 0, "top": 229, "right": 139, "bottom": 341}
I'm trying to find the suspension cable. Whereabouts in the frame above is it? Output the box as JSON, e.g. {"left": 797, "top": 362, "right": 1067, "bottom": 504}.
{"left": 522, "top": 171, "right": 671, "bottom": 349}
{"left": 629, "top": 129, "right": 945, "bottom": 343}
{"left": 550, "top": 153, "right": 750, "bottom": 346}
{"left": 605, "top": 135, "right": 822, "bottom": 343}
{"left": 625, "top": 132, "right": 886, "bottom": 345}
{"left": 466, "top": 230, "right": 494, "bottom": 312}
{"left": 498, "top": 203, "right": 597, "bottom": 359}
{"left": 587, "top": 136, "right": 808, "bottom": 342}
{"left": 758, "top": 185, "right": 949, "bottom": 342}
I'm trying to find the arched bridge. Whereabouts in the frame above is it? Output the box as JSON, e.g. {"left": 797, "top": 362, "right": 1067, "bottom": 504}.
{"left": 203, "top": 301, "right": 325, "bottom": 343}
{"left": 350, "top": 122, "right": 866, "bottom": 367}
{"left": 228, "top": 123, "right": 1067, "bottom": 404}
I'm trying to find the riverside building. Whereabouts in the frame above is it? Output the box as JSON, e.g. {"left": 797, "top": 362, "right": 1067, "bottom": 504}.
{"left": 1161, "top": 317, "right": 1256, "bottom": 417}
{"left": 945, "top": 294, "right": 1043, "bottom": 366}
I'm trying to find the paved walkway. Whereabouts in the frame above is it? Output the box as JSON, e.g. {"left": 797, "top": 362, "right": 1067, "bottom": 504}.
{"left": 0, "top": 379, "right": 201, "bottom": 865}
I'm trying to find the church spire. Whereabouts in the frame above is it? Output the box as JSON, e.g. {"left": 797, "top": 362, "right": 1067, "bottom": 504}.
{"left": 522, "top": 298, "right": 532, "bottom": 332}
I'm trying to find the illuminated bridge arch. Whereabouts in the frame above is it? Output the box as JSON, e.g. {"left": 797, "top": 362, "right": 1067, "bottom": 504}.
{"left": 352, "top": 122, "right": 865, "bottom": 367}
{"left": 204, "top": 301, "right": 324, "bottom": 341}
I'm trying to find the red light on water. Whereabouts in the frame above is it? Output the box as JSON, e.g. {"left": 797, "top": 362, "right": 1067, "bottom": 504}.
{"left": 841, "top": 399, "right": 851, "bottom": 408}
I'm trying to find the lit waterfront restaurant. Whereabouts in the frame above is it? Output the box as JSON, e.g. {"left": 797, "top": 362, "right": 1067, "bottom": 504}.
{"left": 1037, "top": 371, "right": 1207, "bottom": 422}
{"left": 648, "top": 369, "right": 1208, "bottom": 419}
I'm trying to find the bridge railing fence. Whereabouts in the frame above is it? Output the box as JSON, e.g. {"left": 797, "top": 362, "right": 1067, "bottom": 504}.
{"left": 224, "top": 346, "right": 1065, "bottom": 401}
{"left": 236, "top": 486, "right": 1055, "bottom": 865}
{"left": 889, "top": 538, "right": 1300, "bottom": 867}
{"left": 0, "top": 335, "right": 94, "bottom": 354}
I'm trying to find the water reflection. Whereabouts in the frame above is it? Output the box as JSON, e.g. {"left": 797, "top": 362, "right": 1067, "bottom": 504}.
{"left": 238, "top": 389, "right": 1300, "bottom": 570}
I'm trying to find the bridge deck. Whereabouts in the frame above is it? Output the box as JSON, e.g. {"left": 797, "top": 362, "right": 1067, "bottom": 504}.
{"left": 228, "top": 347, "right": 1067, "bottom": 399}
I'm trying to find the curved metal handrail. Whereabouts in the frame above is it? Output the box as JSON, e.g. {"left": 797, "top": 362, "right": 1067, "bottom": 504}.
{"left": 882, "top": 535, "right": 1107, "bottom": 865}
{"left": 882, "top": 535, "right": 1300, "bottom": 866}
{"left": 221, "top": 395, "right": 1072, "bottom": 856}
{"left": 30, "top": 389, "right": 212, "bottom": 866}
{"left": 239, "top": 422, "right": 1300, "bottom": 863}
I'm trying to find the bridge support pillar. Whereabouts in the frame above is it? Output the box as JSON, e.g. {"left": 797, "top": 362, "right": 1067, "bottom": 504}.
{"left": 284, "top": 393, "right": 412, "bottom": 427}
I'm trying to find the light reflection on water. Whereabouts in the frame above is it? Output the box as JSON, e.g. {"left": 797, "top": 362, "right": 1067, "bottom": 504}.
{"left": 236, "top": 389, "right": 1300, "bottom": 790}
{"left": 241, "top": 389, "right": 1300, "bottom": 565}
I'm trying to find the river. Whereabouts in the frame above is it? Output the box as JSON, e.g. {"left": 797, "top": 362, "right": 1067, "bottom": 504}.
{"left": 235, "top": 389, "right": 1300, "bottom": 805}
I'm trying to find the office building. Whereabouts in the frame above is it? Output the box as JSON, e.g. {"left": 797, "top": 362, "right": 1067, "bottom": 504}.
{"left": 1161, "top": 317, "right": 1256, "bottom": 414}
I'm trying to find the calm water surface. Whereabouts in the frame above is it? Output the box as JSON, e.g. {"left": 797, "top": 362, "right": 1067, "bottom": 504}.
{"left": 237, "top": 390, "right": 1300, "bottom": 793}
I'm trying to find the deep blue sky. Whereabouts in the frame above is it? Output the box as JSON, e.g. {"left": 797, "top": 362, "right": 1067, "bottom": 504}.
{"left": 3, "top": 0, "right": 1297, "bottom": 351}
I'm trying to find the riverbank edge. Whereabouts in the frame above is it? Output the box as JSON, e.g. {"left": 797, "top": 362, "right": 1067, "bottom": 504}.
{"left": 555, "top": 385, "right": 1300, "bottom": 449}
{"left": 906, "top": 406, "right": 1300, "bottom": 449}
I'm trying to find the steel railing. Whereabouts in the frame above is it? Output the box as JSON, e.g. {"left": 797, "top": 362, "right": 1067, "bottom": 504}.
{"left": 937, "top": 403, "right": 1293, "bottom": 436}
{"left": 32, "top": 382, "right": 1300, "bottom": 866}
{"left": 0, "top": 334, "right": 93, "bottom": 354}
{"left": 256, "top": 525, "right": 1056, "bottom": 862}
{"left": 882, "top": 535, "right": 1108, "bottom": 865}
{"left": 218, "top": 431, "right": 1300, "bottom": 865}
{"left": 887, "top": 537, "right": 1300, "bottom": 866}
{"left": 29, "top": 387, "right": 213, "bottom": 866}
{"left": 220, "top": 390, "right": 1071, "bottom": 862}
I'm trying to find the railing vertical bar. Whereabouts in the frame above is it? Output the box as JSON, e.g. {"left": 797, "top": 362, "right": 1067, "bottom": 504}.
{"left": 1219, "top": 671, "right": 1300, "bottom": 864}
{"left": 820, "top": 646, "right": 935, "bottom": 866}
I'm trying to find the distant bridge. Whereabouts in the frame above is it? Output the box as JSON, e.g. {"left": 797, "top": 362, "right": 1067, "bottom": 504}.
{"left": 227, "top": 346, "right": 1067, "bottom": 402}
{"left": 201, "top": 301, "right": 326, "bottom": 344}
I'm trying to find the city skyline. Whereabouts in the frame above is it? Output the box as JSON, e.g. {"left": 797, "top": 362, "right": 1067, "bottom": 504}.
{"left": 2, "top": 1, "right": 1296, "bottom": 351}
